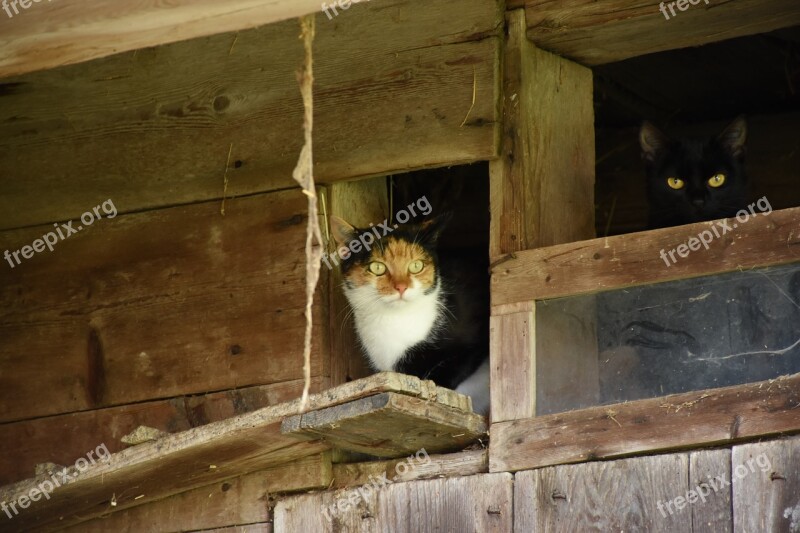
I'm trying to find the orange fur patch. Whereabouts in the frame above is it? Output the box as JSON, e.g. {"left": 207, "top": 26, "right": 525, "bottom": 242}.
{"left": 346, "top": 237, "right": 436, "bottom": 296}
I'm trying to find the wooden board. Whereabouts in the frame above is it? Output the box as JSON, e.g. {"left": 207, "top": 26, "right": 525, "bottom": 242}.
{"left": 514, "top": 453, "right": 691, "bottom": 532}
{"left": 491, "top": 206, "right": 800, "bottom": 308}
{"left": 0, "top": 372, "right": 481, "bottom": 530}
{"left": 690, "top": 449, "right": 733, "bottom": 532}
{"left": 0, "top": 0, "right": 501, "bottom": 231}
{"left": 67, "top": 454, "right": 331, "bottom": 533}
{"left": 490, "top": 311, "right": 535, "bottom": 422}
{"left": 732, "top": 436, "right": 800, "bottom": 532}
{"left": 490, "top": 372, "right": 800, "bottom": 473}
{"left": 0, "top": 190, "right": 327, "bottom": 423}
{"left": 489, "top": 10, "right": 595, "bottom": 261}
{"left": 0, "top": 0, "right": 327, "bottom": 78}
{"left": 274, "top": 473, "right": 513, "bottom": 532}
{"left": 515, "top": 0, "right": 800, "bottom": 66}
{"left": 0, "top": 378, "right": 324, "bottom": 486}
{"left": 282, "top": 392, "right": 486, "bottom": 457}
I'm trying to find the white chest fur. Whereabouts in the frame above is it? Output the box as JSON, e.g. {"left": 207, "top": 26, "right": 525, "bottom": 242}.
{"left": 344, "top": 283, "right": 442, "bottom": 371}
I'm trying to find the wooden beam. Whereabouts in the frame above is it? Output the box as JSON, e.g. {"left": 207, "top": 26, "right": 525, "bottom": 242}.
{"left": 0, "top": 378, "right": 324, "bottom": 486}
{"left": 0, "top": 191, "right": 327, "bottom": 423}
{"left": 0, "top": 372, "right": 479, "bottom": 530}
{"left": 490, "top": 310, "right": 536, "bottom": 422}
{"left": 491, "top": 206, "right": 800, "bottom": 308}
{"left": 0, "top": 0, "right": 501, "bottom": 231}
{"left": 489, "top": 9, "right": 595, "bottom": 260}
{"left": 489, "top": 372, "right": 800, "bottom": 473}
{"left": 0, "top": 0, "right": 329, "bottom": 78}
{"left": 519, "top": 0, "right": 800, "bottom": 66}
{"left": 282, "top": 393, "right": 486, "bottom": 457}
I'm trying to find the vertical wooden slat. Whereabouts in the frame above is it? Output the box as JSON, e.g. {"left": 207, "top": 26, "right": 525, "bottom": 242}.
{"left": 732, "top": 436, "right": 800, "bottom": 533}
{"left": 490, "top": 310, "right": 535, "bottom": 422}
{"left": 689, "top": 449, "right": 733, "bottom": 533}
{"left": 322, "top": 179, "right": 389, "bottom": 387}
{"left": 514, "top": 454, "right": 691, "bottom": 532}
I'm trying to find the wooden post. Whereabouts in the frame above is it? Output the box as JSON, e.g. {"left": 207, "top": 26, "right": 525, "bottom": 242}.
{"left": 489, "top": 9, "right": 597, "bottom": 422}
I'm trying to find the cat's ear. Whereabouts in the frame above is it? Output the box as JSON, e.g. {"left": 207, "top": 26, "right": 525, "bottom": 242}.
{"left": 717, "top": 115, "right": 747, "bottom": 158}
{"left": 418, "top": 213, "right": 452, "bottom": 244}
{"left": 640, "top": 121, "right": 670, "bottom": 162}
{"left": 329, "top": 216, "right": 357, "bottom": 246}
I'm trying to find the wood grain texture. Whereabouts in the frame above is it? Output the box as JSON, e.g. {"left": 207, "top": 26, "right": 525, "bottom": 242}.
{"left": 514, "top": 454, "right": 691, "bottom": 532}
{"left": 690, "top": 449, "right": 733, "bottom": 532}
{"left": 491, "top": 206, "right": 800, "bottom": 307}
{"left": 67, "top": 454, "right": 331, "bottom": 533}
{"left": 0, "top": 378, "right": 324, "bottom": 486}
{"left": 0, "top": 0, "right": 327, "bottom": 78}
{"left": 0, "top": 190, "right": 326, "bottom": 423}
{"left": 732, "top": 435, "right": 800, "bottom": 533}
{"left": 281, "top": 392, "right": 486, "bottom": 457}
{"left": 521, "top": 0, "right": 800, "bottom": 66}
{"left": 490, "top": 372, "right": 800, "bottom": 473}
{"left": 490, "top": 310, "right": 535, "bottom": 423}
{"left": 275, "top": 473, "right": 513, "bottom": 533}
{"left": 0, "top": 372, "right": 467, "bottom": 530}
{"left": 489, "top": 9, "right": 595, "bottom": 260}
{"left": 0, "top": 0, "right": 501, "bottom": 231}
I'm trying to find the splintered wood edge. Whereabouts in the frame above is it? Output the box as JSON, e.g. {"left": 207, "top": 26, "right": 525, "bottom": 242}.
{"left": 489, "top": 372, "right": 800, "bottom": 473}
{"left": 281, "top": 392, "right": 487, "bottom": 454}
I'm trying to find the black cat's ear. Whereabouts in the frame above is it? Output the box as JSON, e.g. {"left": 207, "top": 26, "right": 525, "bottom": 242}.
{"left": 329, "top": 216, "right": 357, "bottom": 246}
{"left": 640, "top": 121, "right": 670, "bottom": 162}
{"left": 717, "top": 115, "right": 747, "bottom": 159}
{"left": 418, "top": 213, "right": 452, "bottom": 244}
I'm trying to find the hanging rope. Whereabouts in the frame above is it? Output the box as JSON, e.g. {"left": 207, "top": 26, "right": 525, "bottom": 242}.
{"left": 292, "top": 15, "right": 321, "bottom": 412}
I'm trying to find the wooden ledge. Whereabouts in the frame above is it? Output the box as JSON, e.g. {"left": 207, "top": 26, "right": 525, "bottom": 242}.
{"left": 490, "top": 372, "right": 800, "bottom": 473}
{"left": 0, "top": 372, "right": 483, "bottom": 531}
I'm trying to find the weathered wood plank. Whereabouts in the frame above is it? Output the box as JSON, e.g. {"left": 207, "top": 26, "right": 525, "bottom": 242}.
{"left": 67, "top": 454, "right": 331, "bottom": 533}
{"left": 282, "top": 392, "right": 486, "bottom": 457}
{"left": 490, "top": 373, "right": 800, "bottom": 473}
{"left": 0, "top": 0, "right": 328, "bottom": 78}
{"left": 0, "top": 378, "right": 324, "bottom": 486}
{"left": 0, "top": 0, "right": 501, "bottom": 231}
{"left": 490, "top": 311, "right": 536, "bottom": 422}
{"left": 514, "top": 454, "right": 691, "bottom": 532}
{"left": 690, "top": 449, "right": 733, "bottom": 532}
{"left": 0, "top": 372, "right": 471, "bottom": 530}
{"left": 0, "top": 190, "right": 326, "bottom": 423}
{"left": 519, "top": 0, "right": 800, "bottom": 66}
{"left": 491, "top": 206, "right": 800, "bottom": 307}
{"left": 274, "top": 473, "right": 513, "bottom": 532}
{"left": 489, "top": 9, "right": 595, "bottom": 261}
{"left": 732, "top": 435, "right": 800, "bottom": 532}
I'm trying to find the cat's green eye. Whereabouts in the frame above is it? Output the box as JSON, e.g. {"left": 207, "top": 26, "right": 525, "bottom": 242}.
{"left": 368, "top": 262, "right": 387, "bottom": 276}
{"left": 408, "top": 260, "right": 424, "bottom": 274}
{"left": 666, "top": 177, "right": 685, "bottom": 190}
{"left": 708, "top": 173, "right": 726, "bottom": 188}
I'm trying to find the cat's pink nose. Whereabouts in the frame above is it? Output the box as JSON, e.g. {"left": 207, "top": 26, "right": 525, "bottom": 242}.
{"left": 395, "top": 283, "right": 408, "bottom": 296}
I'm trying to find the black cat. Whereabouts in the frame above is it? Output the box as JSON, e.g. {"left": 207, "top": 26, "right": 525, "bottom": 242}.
{"left": 640, "top": 116, "right": 749, "bottom": 228}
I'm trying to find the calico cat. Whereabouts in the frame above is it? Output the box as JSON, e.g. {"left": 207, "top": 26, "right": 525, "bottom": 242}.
{"left": 640, "top": 116, "right": 749, "bottom": 228}
{"left": 330, "top": 215, "right": 490, "bottom": 415}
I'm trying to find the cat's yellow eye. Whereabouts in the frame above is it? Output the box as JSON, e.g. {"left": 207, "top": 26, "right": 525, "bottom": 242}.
{"left": 708, "top": 173, "right": 726, "bottom": 188}
{"left": 667, "top": 177, "right": 685, "bottom": 190}
{"left": 408, "top": 260, "right": 424, "bottom": 274}
{"left": 368, "top": 262, "right": 386, "bottom": 276}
